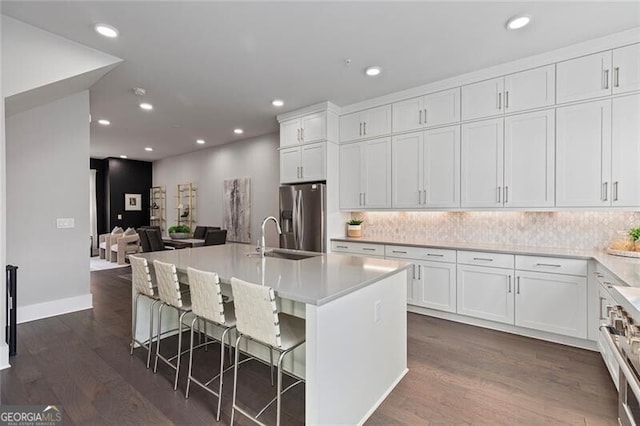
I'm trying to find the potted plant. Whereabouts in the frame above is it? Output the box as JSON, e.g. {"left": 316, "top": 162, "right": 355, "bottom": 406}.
{"left": 630, "top": 226, "right": 640, "bottom": 251}
{"left": 169, "top": 225, "right": 191, "bottom": 239}
{"left": 347, "top": 219, "right": 363, "bottom": 238}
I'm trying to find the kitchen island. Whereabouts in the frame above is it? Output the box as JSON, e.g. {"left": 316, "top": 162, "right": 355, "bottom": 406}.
{"left": 136, "top": 243, "right": 410, "bottom": 425}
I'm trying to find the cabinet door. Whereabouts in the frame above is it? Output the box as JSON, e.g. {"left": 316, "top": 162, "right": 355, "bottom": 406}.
{"left": 280, "top": 118, "right": 301, "bottom": 147}
{"left": 612, "top": 94, "right": 640, "bottom": 206}
{"left": 392, "top": 96, "right": 424, "bottom": 133}
{"left": 461, "top": 118, "right": 504, "bottom": 208}
{"left": 301, "top": 112, "right": 326, "bottom": 143}
{"left": 504, "top": 65, "right": 555, "bottom": 113}
{"left": 457, "top": 264, "right": 514, "bottom": 324}
{"left": 339, "top": 111, "right": 363, "bottom": 143}
{"left": 556, "top": 100, "right": 612, "bottom": 207}
{"left": 556, "top": 51, "right": 612, "bottom": 103}
{"left": 392, "top": 132, "right": 423, "bottom": 208}
{"left": 613, "top": 43, "right": 640, "bottom": 94}
{"left": 339, "top": 143, "right": 363, "bottom": 209}
{"left": 417, "top": 261, "right": 456, "bottom": 313}
{"left": 280, "top": 147, "right": 301, "bottom": 183}
{"left": 424, "top": 87, "right": 461, "bottom": 127}
{"left": 300, "top": 142, "right": 325, "bottom": 181}
{"left": 461, "top": 77, "right": 504, "bottom": 121}
{"left": 424, "top": 125, "right": 460, "bottom": 208}
{"left": 515, "top": 271, "right": 587, "bottom": 339}
{"left": 504, "top": 110, "right": 555, "bottom": 207}
{"left": 363, "top": 137, "right": 391, "bottom": 208}
{"left": 361, "top": 105, "right": 392, "bottom": 139}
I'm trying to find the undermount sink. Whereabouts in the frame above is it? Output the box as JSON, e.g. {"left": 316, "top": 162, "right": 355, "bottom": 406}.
{"left": 247, "top": 249, "right": 320, "bottom": 261}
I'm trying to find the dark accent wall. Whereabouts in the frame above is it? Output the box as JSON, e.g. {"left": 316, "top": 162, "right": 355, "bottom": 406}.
{"left": 90, "top": 157, "right": 153, "bottom": 232}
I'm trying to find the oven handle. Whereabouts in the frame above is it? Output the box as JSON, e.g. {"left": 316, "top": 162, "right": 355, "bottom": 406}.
{"left": 600, "top": 325, "right": 640, "bottom": 398}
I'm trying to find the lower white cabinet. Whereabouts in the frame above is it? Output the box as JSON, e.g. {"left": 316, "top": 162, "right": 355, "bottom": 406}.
{"left": 457, "top": 264, "right": 514, "bottom": 324}
{"left": 514, "top": 271, "right": 587, "bottom": 339}
{"left": 416, "top": 261, "right": 457, "bottom": 313}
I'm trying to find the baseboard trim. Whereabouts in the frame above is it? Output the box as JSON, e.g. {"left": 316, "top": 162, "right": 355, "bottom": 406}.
{"left": 0, "top": 343, "right": 10, "bottom": 370}
{"left": 17, "top": 294, "right": 93, "bottom": 324}
{"left": 357, "top": 367, "right": 409, "bottom": 426}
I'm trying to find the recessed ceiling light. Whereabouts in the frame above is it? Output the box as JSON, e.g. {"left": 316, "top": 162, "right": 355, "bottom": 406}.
{"left": 139, "top": 102, "right": 153, "bottom": 111}
{"left": 145, "top": 147, "right": 153, "bottom": 152}
{"left": 506, "top": 15, "right": 531, "bottom": 30}
{"left": 94, "top": 24, "right": 119, "bottom": 38}
{"left": 272, "top": 99, "right": 284, "bottom": 107}
{"left": 234, "top": 128, "right": 244, "bottom": 135}
{"left": 196, "top": 139, "right": 205, "bottom": 145}
{"left": 120, "top": 155, "right": 128, "bottom": 159}
{"left": 365, "top": 66, "right": 382, "bottom": 77}
{"left": 97, "top": 119, "right": 110, "bottom": 126}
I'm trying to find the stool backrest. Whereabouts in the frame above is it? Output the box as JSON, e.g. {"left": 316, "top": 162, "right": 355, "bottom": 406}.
{"left": 230, "top": 277, "right": 281, "bottom": 348}
{"left": 204, "top": 229, "right": 227, "bottom": 246}
{"left": 130, "top": 255, "right": 154, "bottom": 297}
{"left": 187, "top": 267, "right": 226, "bottom": 324}
{"left": 154, "top": 260, "right": 184, "bottom": 308}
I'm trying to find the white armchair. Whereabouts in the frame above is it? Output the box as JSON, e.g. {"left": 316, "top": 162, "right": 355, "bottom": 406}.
{"left": 110, "top": 233, "right": 141, "bottom": 265}
{"left": 99, "top": 227, "right": 123, "bottom": 259}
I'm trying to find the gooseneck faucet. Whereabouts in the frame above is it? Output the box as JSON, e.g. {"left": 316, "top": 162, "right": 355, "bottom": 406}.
{"left": 259, "top": 216, "right": 282, "bottom": 257}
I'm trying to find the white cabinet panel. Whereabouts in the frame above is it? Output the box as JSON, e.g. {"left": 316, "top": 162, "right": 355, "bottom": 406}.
{"left": 613, "top": 43, "right": 640, "bottom": 94}
{"left": 280, "top": 147, "right": 301, "bottom": 183}
{"left": 392, "top": 132, "right": 423, "bottom": 208}
{"left": 392, "top": 96, "right": 423, "bottom": 133}
{"left": 417, "top": 261, "right": 456, "bottom": 313}
{"left": 457, "top": 264, "right": 513, "bottom": 324}
{"left": 280, "top": 118, "right": 301, "bottom": 147}
{"left": 556, "top": 100, "right": 612, "bottom": 207}
{"left": 515, "top": 271, "right": 587, "bottom": 339}
{"left": 300, "top": 143, "right": 325, "bottom": 181}
{"left": 556, "top": 51, "right": 612, "bottom": 103}
{"left": 504, "top": 110, "right": 555, "bottom": 207}
{"left": 462, "top": 77, "right": 504, "bottom": 121}
{"left": 424, "top": 126, "right": 460, "bottom": 208}
{"left": 611, "top": 94, "right": 640, "bottom": 206}
{"left": 330, "top": 241, "right": 384, "bottom": 257}
{"left": 339, "top": 111, "right": 363, "bottom": 143}
{"left": 461, "top": 118, "right": 504, "bottom": 208}
{"left": 424, "top": 87, "right": 461, "bottom": 127}
{"left": 515, "top": 255, "right": 587, "bottom": 277}
{"left": 363, "top": 138, "right": 392, "bottom": 208}
{"left": 301, "top": 112, "right": 326, "bottom": 143}
{"left": 457, "top": 250, "right": 514, "bottom": 269}
{"left": 362, "top": 105, "right": 392, "bottom": 139}
{"left": 339, "top": 143, "right": 363, "bottom": 209}
{"left": 504, "top": 65, "right": 555, "bottom": 113}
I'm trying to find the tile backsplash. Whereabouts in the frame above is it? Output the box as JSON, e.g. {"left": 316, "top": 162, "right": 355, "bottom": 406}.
{"left": 352, "top": 211, "right": 640, "bottom": 250}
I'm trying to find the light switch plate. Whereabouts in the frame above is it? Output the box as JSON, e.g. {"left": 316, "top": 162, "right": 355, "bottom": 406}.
{"left": 57, "top": 218, "right": 75, "bottom": 229}
{"left": 117, "top": 214, "right": 122, "bottom": 220}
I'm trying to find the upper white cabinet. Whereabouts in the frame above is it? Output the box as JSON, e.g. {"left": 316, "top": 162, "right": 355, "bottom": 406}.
{"left": 339, "top": 105, "right": 391, "bottom": 143}
{"left": 280, "top": 142, "right": 326, "bottom": 184}
{"left": 392, "top": 126, "right": 460, "bottom": 209}
{"left": 611, "top": 94, "right": 640, "bottom": 206}
{"left": 556, "top": 51, "right": 612, "bottom": 104}
{"left": 392, "top": 87, "right": 460, "bottom": 133}
{"left": 462, "top": 66, "right": 555, "bottom": 121}
{"left": 556, "top": 100, "right": 612, "bottom": 207}
{"left": 280, "top": 111, "right": 327, "bottom": 147}
{"left": 339, "top": 137, "right": 391, "bottom": 209}
{"left": 613, "top": 43, "right": 640, "bottom": 94}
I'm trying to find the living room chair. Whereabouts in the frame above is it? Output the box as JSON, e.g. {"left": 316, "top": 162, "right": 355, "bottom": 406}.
{"left": 99, "top": 227, "right": 123, "bottom": 259}
{"left": 193, "top": 226, "right": 221, "bottom": 240}
{"left": 110, "top": 229, "right": 141, "bottom": 264}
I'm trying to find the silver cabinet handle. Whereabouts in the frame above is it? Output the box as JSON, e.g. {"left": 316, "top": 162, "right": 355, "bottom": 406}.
{"left": 498, "top": 92, "right": 502, "bottom": 110}
{"left": 296, "top": 166, "right": 300, "bottom": 178}
{"left": 603, "top": 69, "right": 610, "bottom": 90}
{"left": 614, "top": 181, "right": 619, "bottom": 201}
{"left": 424, "top": 109, "right": 427, "bottom": 124}
{"left": 336, "top": 245, "right": 348, "bottom": 249}
{"left": 536, "top": 263, "right": 561, "bottom": 268}
{"left": 417, "top": 265, "right": 421, "bottom": 280}
{"left": 427, "top": 253, "right": 444, "bottom": 257}
{"left": 363, "top": 122, "right": 367, "bottom": 135}
{"left": 301, "top": 128, "right": 304, "bottom": 141}
{"left": 504, "top": 186, "right": 509, "bottom": 204}
{"left": 497, "top": 186, "right": 501, "bottom": 203}
{"left": 614, "top": 67, "right": 620, "bottom": 88}
{"left": 359, "top": 122, "right": 362, "bottom": 136}
{"left": 508, "top": 275, "right": 512, "bottom": 293}
{"left": 602, "top": 182, "right": 608, "bottom": 201}
{"left": 362, "top": 248, "right": 376, "bottom": 251}
{"left": 473, "top": 257, "right": 493, "bottom": 261}
{"left": 363, "top": 192, "right": 366, "bottom": 205}
{"left": 392, "top": 250, "right": 407, "bottom": 254}
{"left": 359, "top": 192, "right": 363, "bottom": 206}
{"left": 297, "top": 129, "right": 300, "bottom": 142}
{"left": 505, "top": 91, "right": 509, "bottom": 109}
{"left": 516, "top": 276, "right": 521, "bottom": 294}
{"left": 300, "top": 166, "right": 303, "bottom": 179}
{"left": 419, "top": 109, "right": 422, "bottom": 125}
{"left": 412, "top": 264, "right": 416, "bottom": 280}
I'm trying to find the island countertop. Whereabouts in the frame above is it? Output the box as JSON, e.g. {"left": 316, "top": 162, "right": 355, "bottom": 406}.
{"left": 136, "top": 243, "right": 410, "bottom": 306}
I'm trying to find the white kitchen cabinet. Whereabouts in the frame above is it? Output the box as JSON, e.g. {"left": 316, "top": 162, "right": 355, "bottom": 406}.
{"left": 462, "top": 77, "right": 504, "bottom": 121}
{"left": 503, "top": 65, "right": 555, "bottom": 113}
{"left": 556, "top": 51, "right": 612, "bottom": 104}
{"left": 416, "top": 261, "right": 457, "bottom": 313}
{"left": 392, "top": 88, "right": 460, "bottom": 133}
{"left": 339, "top": 138, "right": 391, "bottom": 209}
{"left": 457, "top": 264, "right": 514, "bottom": 324}
{"left": 339, "top": 105, "right": 391, "bottom": 143}
{"left": 330, "top": 240, "right": 384, "bottom": 257}
{"left": 611, "top": 94, "right": 640, "bottom": 206}
{"left": 392, "top": 132, "right": 422, "bottom": 208}
{"left": 613, "top": 43, "right": 640, "bottom": 94}
{"left": 503, "top": 109, "right": 555, "bottom": 207}
{"left": 461, "top": 118, "right": 504, "bottom": 207}
{"left": 556, "top": 100, "right": 612, "bottom": 207}
{"left": 280, "top": 142, "right": 325, "bottom": 184}
{"left": 514, "top": 271, "right": 587, "bottom": 339}
{"left": 279, "top": 112, "right": 327, "bottom": 147}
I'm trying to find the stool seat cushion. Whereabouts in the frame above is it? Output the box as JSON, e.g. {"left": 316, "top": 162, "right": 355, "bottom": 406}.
{"left": 277, "top": 313, "right": 305, "bottom": 350}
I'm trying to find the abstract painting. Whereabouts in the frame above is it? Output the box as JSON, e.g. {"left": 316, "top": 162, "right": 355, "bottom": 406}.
{"left": 223, "top": 177, "right": 251, "bottom": 243}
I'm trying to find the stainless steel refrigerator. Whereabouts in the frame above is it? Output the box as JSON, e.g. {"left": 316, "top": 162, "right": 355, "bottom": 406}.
{"left": 279, "top": 183, "right": 326, "bottom": 252}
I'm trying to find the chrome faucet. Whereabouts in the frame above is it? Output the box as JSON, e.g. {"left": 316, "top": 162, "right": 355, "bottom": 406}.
{"left": 259, "top": 216, "right": 282, "bottom": 256}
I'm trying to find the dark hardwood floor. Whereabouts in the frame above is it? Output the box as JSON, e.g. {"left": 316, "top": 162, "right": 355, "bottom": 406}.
{"left": 1, "top": 267, "right": 617, "bottom": 425}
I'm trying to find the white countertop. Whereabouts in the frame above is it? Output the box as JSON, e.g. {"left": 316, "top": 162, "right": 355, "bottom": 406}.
{"left": 137, "top": 243, "right": 410, "bottom": 306}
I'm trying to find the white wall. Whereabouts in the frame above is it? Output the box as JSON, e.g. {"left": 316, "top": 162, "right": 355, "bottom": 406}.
{"left": 0, "top": 15, "right": 9, "bottom": 369}
{"left": 6, "top": 91, "right": 92, "bottom": 322}
{"left": 153, "top": 133, "right": 281, "bottom": 246}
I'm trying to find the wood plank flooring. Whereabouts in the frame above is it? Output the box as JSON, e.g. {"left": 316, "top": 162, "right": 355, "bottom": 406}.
{"left": 1, "top": 267, "right": 617, "bottom": 425}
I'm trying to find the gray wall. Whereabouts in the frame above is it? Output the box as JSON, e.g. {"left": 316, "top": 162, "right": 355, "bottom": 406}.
{"left": 0, "top": 15, "right": 7, "bottom": 367}
{"left": 153, "top": 133, "right": 280, "bottom": 246}
{"left": 6, "top": 91, "right": 90, "bottom": 310}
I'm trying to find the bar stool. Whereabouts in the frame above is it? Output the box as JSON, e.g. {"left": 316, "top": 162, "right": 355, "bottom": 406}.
{"left": 129, "top": 255, "right": 161, "bottom": 369}
{"left": 230, "top": 277, "right": 305, "bottom": 426}
{"left": 185, "top": 267, "right": 237, "bottom": 421}
{"left": 153, "top": 259, "right": 193, "bottom": 391}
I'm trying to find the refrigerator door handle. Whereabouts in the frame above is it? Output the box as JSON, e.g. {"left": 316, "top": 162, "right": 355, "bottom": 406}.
{"left": 292, "top": 190, "right": 299, "bottom": 248}
{"left": 298, "top": 190, "right": 305, "bottom": 249}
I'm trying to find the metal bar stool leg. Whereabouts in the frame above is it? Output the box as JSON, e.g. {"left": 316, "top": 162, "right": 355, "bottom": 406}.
{"left": 174, "top": 310, "right": 188, "bottom": 391}
{"left": 154, "top": 304, "right": 165, "bottom": 373}
{"left": 185, "top": 316, "right": 199, "bottom": 398}
{"left": 147, "top": 300, "right": 160, "bottom": 368}
{"left": 216, "top": 327, "right": 231, "bottom": 421}
{"left": 130, "top": 293, "right": 140, "bottom": 355}
{"left": 270, "top": 348, "right": 274, "bottom": 386}
{"left": 231, "top": 334, "right": 243, "bottom": 426}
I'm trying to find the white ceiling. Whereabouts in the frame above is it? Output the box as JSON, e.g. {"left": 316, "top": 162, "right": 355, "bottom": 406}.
{"left": 2, "top": 1, "right": 639, "bottom": 161}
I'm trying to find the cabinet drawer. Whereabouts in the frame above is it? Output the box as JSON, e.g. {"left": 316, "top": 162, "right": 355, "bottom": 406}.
{"left": 385, "top": 245, "right": 456, "bottom": 263}
{"left": 457, "top": 250, "right": 514, "bottom": 269}
{"left": 515, "top": 255, "right": 587, "bottom": 276}
{"left": 594, "top": 263, "right": 626, "bottom": 287}
{"left": 331, "top": 241, "right": 384, "bottom": 257}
